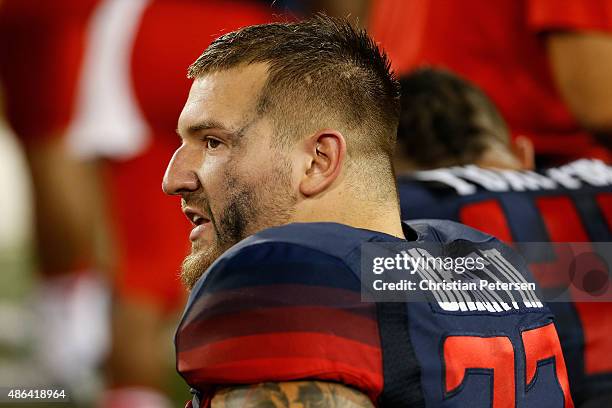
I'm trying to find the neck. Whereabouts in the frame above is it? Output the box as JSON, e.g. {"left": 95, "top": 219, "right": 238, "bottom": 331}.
{"left": 292, "top": 193, "right": 405, "bottom": 239}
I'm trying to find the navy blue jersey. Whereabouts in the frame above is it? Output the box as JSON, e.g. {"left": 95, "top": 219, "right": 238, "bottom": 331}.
{"left": 176, "top": 221, "right": 572, "bottom": 407}
{"left": 398, "top": 159, "right": 612, "bottom": 405}
{"left": 398, "top": 160, "right": 612, "bottom": 243}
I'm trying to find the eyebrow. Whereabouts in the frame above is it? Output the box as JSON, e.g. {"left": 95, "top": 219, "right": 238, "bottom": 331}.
{"left": 176, "top": 118, "right": 253, "bottom": 140}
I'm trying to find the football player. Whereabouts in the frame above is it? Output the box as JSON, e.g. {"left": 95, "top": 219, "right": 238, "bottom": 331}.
{"left": 0, "top": 0, "right": 109, "bottom": 398}
{"left": 396, "top": 67, "right": 612, "bottom": 407}
{"left": 163, "top": 16, "right": 573, "bottom": 407}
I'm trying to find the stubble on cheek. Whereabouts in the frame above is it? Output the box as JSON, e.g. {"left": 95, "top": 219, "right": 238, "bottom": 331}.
{"left": 180, "top": 158, "right": 297, "bottom": 290}
{"left": 178, "top": 166, "right": 251, "bottom": 289}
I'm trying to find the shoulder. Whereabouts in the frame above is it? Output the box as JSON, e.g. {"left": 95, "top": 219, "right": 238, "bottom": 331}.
{"left": 176, "top": 223, "right": 386, "bottom": 404}
{"left": 178, "top": 222, "right": 377, "bottom": 319}
{"left": 191, "top": 222, "right": 378, "bottom": 292}
{"left": 225, "top": 221, "right": 382, "bottom": 259}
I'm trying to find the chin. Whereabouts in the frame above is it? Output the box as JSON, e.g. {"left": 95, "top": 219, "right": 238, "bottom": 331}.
{"left": 181, "top": 248, "right": 218, "bottom": 290}
{"left": 181, "top": 245, "right": 220, "bottom": 290}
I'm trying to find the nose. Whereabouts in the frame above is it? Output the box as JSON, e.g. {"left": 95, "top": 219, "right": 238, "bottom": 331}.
{"left": 162, "top": 146, "right": 200, "bottom": 195}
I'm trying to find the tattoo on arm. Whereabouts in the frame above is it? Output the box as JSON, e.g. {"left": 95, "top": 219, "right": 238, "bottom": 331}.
{"left": 211, "top": 381, "right": 375, "bottom": 408}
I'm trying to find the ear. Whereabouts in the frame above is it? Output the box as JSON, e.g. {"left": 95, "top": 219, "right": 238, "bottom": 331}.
{"left": 511, "top": 135, "right": 535, "bottom": 170}
{"left": 299, "top": 129, "right": 347, "bottom": 197}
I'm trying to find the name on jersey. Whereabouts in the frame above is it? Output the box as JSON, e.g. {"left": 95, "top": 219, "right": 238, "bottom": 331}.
{"left": 412, "top": 159, "right": 612, "bottom": 195}
{"left": 366, "top": 246, "right": 543, "bottom": 313}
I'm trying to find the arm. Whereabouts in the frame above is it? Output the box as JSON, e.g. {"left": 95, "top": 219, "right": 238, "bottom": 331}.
{"left": 546, "top": 31, "right": 612, "bottom": 134}
{"left": 211, "top": 381, "right": 375, "bottom": 408}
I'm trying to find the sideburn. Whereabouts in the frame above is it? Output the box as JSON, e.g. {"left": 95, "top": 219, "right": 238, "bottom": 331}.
{"left": 218, "top": 185, "right": 257, "bottom": 247}
{"left": 218, "top": 159, "right": 297, "bottom": 245}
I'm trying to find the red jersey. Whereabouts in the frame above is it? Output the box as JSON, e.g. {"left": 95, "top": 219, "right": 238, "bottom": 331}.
{"left": 0, "top": 0, "right": 100, "bottom": 141}
{"left": 370, "top": 0, "right": 612, "bottom": 163}
{"left": 177, "top": 222, "right": 572, "bottom": 407}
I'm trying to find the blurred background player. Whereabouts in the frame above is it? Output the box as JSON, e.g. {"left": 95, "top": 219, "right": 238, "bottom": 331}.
{"left": 394, "top": 68, "right": 534, "bottom": 173}
{"left": 0, "top": 0, "right": 277, "bottom": 406}
{"left": 0, "top": 0, "right": 110, "bottom": 401}
{"left": 369, "top": 0, "right": 612, "bottom": 166}
{"left": 395, "top": 67, "right": 612, "bottom": 407}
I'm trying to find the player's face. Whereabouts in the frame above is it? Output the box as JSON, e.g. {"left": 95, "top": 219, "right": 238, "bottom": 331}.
{"left": 163, "top": 64, "right": 297, "bottom": 288}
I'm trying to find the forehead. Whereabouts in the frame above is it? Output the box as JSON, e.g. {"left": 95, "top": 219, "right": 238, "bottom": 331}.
{"left": 178, "top": 63, "right": 269, "bottom": 133}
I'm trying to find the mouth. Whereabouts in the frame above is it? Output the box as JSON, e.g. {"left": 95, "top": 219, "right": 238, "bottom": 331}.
{"left": 183, "top": 207, "right": 212, "bottom": 242}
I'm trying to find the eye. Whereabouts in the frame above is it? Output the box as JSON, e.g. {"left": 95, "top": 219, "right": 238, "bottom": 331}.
{"left": 205, "top": 137, "right": 222, "bottom": 150}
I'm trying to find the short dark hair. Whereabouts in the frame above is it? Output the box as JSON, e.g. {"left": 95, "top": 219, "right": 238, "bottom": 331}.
{"left": 397, "top": 67, "right": 509, "bottom": 169}
{"left": 188, "top": 14, "right": 400, "bottom": 170}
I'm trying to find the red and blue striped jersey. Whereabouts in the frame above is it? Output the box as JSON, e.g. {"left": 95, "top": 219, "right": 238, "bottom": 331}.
{"left": 175, "top": 221, "right": 573, "bottom": 407}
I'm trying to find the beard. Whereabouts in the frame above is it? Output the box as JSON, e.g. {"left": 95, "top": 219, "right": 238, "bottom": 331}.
{"left": 180, "top": 160, "right": 297, "bottom": 289}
